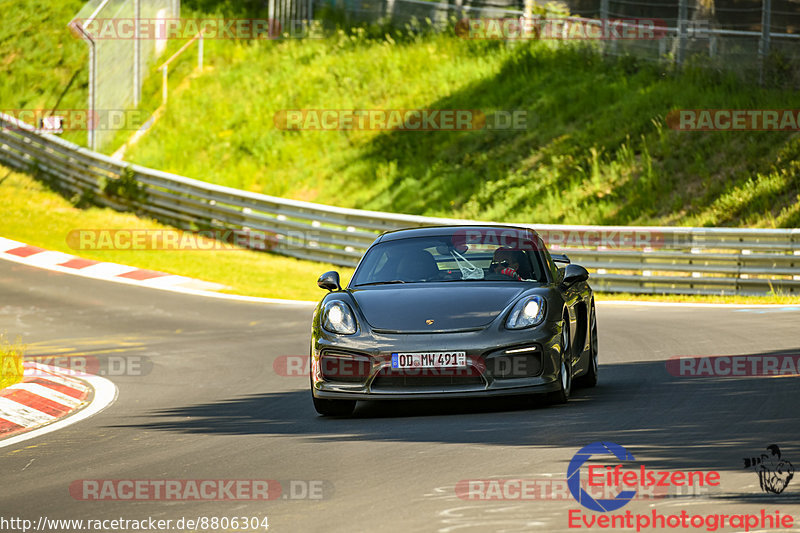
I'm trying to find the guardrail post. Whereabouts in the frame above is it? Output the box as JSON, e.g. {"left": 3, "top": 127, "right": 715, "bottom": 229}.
{"left": 133, "top": 0, "right": 141, "bottom": 107}
{"left": 759, "top": 0, "right": 771, "bottom": 85}
{"left": 793, "top": 230, "right": 800, "bottom": 282}
{"left": 269, "top": 0, "right": 276, "bottom": 30}
{"left": 600, "top": 0, "right": 609, "bottom": 54}
{"left": 523, "top": 0, "right": 533, "bottom": 19}
{"left": 677, "top": 0, "right": 688, "bottom": 65}
{"left": 640, "top": 248, "right": 647, "bottom": 292}
{"left": 88, "top": 43, "right": 97, "bottom": 151}
{"left": 70, "top": 20, "right": 97, "bottom": 150}
{"left": 737, "top": 249, "right": 746, "bottom": 295}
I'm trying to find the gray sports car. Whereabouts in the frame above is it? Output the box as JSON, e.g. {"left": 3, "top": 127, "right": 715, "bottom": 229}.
{"left": 310, "top": 225, "right": 598, "bottom": 416}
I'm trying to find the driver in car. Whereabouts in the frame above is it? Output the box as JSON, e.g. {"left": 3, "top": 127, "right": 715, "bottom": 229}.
{"left": 491, "top": 247, "right": 523, "bottom": 280}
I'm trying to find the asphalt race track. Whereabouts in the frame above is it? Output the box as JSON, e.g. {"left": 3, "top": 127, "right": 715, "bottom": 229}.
{"left": 2, "top": 259, "right": 800, "bottom": 532}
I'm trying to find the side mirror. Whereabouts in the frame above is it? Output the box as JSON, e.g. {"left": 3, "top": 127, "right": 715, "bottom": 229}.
{"left": 561, "top": 264, "right": 589, "bottom": 287}
{"left": 318, "top": 271, "right": 342, "bottom": 291}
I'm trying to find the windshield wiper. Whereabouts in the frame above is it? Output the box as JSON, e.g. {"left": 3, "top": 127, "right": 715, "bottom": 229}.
{"left": 354, "top": 280, "right": 407, "bottom": 287}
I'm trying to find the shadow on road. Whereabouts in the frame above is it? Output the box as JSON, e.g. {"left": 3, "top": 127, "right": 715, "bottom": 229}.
{"left": 112, "top": 351, "right": 800, "bottom": 480}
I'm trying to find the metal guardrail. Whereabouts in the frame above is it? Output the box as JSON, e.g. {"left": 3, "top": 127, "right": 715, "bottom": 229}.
{"left": 1, "top": 111, "right": 799, "bottom": 296}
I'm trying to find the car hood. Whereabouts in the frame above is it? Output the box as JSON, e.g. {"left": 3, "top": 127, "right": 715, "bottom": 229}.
{"left": 350, "top": 283, "right": 528, "bottom": 332}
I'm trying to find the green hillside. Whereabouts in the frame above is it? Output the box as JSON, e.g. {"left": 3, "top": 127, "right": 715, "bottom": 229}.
{"left": 123, "top": 24, "right": 800, "bottom": 228}
{"left": 2, "top": 0, "right": 799, "bottom": 229}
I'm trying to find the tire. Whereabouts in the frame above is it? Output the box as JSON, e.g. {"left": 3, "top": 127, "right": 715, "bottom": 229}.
{"left": 575, "top": 302, "right": 598, "bottom": 388}
{"left": 548, "top": 317, "right": 572, "bottom": 404}
{"left": 312, "top": 395, "right": 356, "bottom": 417}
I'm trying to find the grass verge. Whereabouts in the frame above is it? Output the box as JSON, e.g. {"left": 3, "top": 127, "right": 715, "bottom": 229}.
{"left": 0, "top": 165, "right": 352, "bottom": 302}
{"left": 596, "top": 292, "right": 800, "bottom": 305}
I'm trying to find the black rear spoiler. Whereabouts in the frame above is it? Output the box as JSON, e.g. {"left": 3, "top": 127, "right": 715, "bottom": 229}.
{"left": 551, "top": 254, "right": 571, "bottom": 265}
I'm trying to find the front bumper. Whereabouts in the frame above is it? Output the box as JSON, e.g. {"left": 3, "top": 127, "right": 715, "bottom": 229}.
{"left": 311, "top": 321, "right": 562, "bottom": 400}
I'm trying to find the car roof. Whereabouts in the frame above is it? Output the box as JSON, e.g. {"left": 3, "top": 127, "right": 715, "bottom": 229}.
{"left": 375, "top": 225, "right": 542, "bottom": 243}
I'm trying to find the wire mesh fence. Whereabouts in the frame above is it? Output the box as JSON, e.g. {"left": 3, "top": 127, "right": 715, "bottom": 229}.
{"left": 69, "top": 0, "right": 180, "bottom": 150}
{"left": 318, "top": 0, "right": 800, "bottom": 85}
{"left": 318, "top": 0, "right": 521, "bottom": 27}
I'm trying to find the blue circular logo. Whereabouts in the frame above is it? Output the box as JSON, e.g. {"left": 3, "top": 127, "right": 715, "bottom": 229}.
{"left": 567, "top": 441, "right": 637, "bottom": 512}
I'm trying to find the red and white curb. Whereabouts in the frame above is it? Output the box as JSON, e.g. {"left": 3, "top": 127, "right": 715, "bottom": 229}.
{"left": 0, "top": 236, "right": 226, "bottom": 293}
{"left": 0, "top": 362, "right": 90, "bottom": 437}
{"left": 0, "top": 236, "right": 314, "bottom": 306}
{"left": 0, "top": 362, "right": 117, "bottom": 449}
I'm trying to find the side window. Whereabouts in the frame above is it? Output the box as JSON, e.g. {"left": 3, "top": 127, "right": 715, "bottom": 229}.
{"left": 370, "top": 250, "right": 391, "bottom": 279}
{"left": 355, "top": 248, "right": 389, "bottom": 282}
{"left": 528, "top": 250, "right": 548, "bottom": 282}
{"left": 539, "top": 247, "right": 559, "bottom": 284}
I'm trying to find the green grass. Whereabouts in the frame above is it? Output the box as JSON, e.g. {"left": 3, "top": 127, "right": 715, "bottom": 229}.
{"left": 0, "top": 0, "right": 88, "bottom": 145}
{"left": 0, "top": 0, "right": 86, "bottom": 110}
{"left": 121, "top": 21, "right": 800, "bottom": 229}
{"left": 0, "top": 165, "right": 353, "bottom": 301}
{"left": 0, "top": 333, "right": 25, "bottom": 390}
{"left": 3, "top": 0, "right": 799, "bottom": 230}
{"left": 0, "top": 0, "right": 206, "bottom": 152}
{"left": 596, "top": 292, "right": 800, "bottom": 305}
{"left": 4, "top": 1, "right": 799, "bottom": 230}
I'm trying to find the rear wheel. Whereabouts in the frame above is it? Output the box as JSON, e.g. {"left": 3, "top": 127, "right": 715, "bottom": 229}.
{"left": 312, "top": 395, "right": 356, "bottom": 417}
{"left": 549, "top": 318, "right": 572, "bottom": 404}
{"left": 576, "top": 302, "right": 598, "bottom": 388}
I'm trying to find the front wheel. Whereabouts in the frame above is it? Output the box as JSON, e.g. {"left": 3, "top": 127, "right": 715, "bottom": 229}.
{"left": 548, "top": 319, "right": 572, "bottom": 404}
{"left": 312, "top": 395, "right": 356, "bottom": 417}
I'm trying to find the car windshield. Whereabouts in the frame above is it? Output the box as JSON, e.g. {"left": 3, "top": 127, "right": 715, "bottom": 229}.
{"left": 351, "top": 234, "right": 546, "bottom": 286}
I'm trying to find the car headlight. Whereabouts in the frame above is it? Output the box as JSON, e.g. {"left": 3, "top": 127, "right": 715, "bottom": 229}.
{"left": 506, "top": 295, "right": 546, "bottom": 329}
{"left": 322, "top": 300, "right": 357, "bottom": 335}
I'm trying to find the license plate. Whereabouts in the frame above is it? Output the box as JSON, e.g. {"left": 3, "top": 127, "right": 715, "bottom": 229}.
{"left": 391, "top": 351, "right": 467, "bottom": 369}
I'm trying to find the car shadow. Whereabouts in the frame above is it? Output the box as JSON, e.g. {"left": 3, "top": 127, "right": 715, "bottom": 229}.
{"left": 112, "top": 351, "right": 800, "bottom": 478}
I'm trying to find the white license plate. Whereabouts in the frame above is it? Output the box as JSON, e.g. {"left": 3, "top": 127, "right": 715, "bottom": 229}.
{"left": 391, "top": 351, "right": 467, "bottom": 369}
